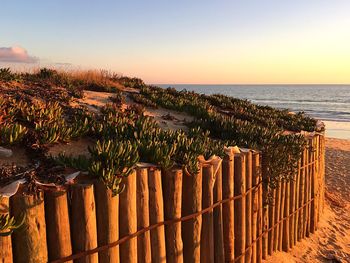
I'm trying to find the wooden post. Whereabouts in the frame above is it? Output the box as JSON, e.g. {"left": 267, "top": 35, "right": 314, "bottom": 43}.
{"left": 261, "top": 156, "right": 269, "bottom": 260}
{"left": 273, "top": 181, "right": 282, "bottom": 252}
{"left": 213, "top": 164, "right": 225, "bottom": 263}
{"left": 317, "top": 135, "right": 321, "bottom": 220}
{"left": 262, "top": 201, "right": 269, "bottom": 259}
{"left": 70, "top": 184, "right": 98, "bottom": 263}
{"left": 289, "top": 174, "right": 297, "bottom": 248}
{"left": 317, "top": 135, "right": 322, "bottom": 224}
{"left": 322, "top": 135, "right": 324, "bottom": 211}
{"left": 306, "top": 137, "right": 313, "bottom": 237}
{"left": 321, "top": 134, "right": 324, "bottom": 215}
{"left": 163, "top": 168, "right": 183, "bottom": 263}
{"left": 278, "top": 181, "right": 286, "bottom": 251}
{"left": 253, "top": 153, "right": 264, "bottom": 263}
{"left": 316, "top": 135, "right": 320, "bottom": 228}
{"left": 11, "top": 191, "right": 48, "bottom": 263}
{"left": 251, "top": 152, "right": 260, "bottom": 263}
{"left": 303, "top": 142, "right": 310, "bottom": 238}
{"left": 320, "top": 135, "right": 325, "bottom": 214}
{"left": 310, "top": 136, "right": 319, "bottom": 233}
{"left": 222, "top": 155, "right": 234, "bottom": 262}
{"left": 244, "top": 151, "right": 253, "bottom": 263}
{"left": 94, "top": 180, "right": 119, "bottom": 263}
{"left": 317, "top": 135, "right": 320, "bottom": 226}
{"left": 272, "top": 184, "right": 279, "bottom": 253}
{"left": 234, "top": 153, "right": 246, "bottom": 263}
{"left": 298, "top": 148, "right": 306, "bottom": 241}
{"left": 149, "top": 168, "right": 167, "bottom": 263}
{"left": 136, "top": 168, "right": 152, "bottom": 263}
{"left": 119, "top": 170, "right": 138, "bottom": 263}
{"left": 305, "top": 142, "right": 310, "bottom": 238}
{"left": 294, "top": 160, "right": 301, "bottom": 243}
{"left": 258, "top": 184, "right": 263, "bottom": 263}
{"left": 306, "top": 137, "right": 315, "bottom": 233}
{"left": 181, "top": 167, "right": 202, "bottom": 263}
{"left": 45, "top": 190, "right": 72, "bottom": 262}
{"left": 302, "top": 145, "right": 309, "bottom": 239}
{"left": 319, "top": 135, "right": 322, "bottom": 217}
{"left": 309, "top": 139, "right": 313, "bottom": 235}
{"left": 282, "top": 181, "right": 290, "bottom": 252}
{"left": 200, "top": 165, "right": 215, "bottom": 263}
{"left": 0, "top": 196, "right": 13, "bottom": 263}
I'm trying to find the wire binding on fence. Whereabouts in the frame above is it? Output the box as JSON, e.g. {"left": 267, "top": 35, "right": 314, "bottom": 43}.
{"left": 51, "top": 182, "right": 262, "bottom": 263}
{"left": 51, "top": 181, "right": 319, "bottom": 263}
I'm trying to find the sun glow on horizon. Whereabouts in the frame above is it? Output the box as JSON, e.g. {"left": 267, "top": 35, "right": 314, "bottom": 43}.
{"left": 1, "top": 1, "right": 350, "bottom": 84}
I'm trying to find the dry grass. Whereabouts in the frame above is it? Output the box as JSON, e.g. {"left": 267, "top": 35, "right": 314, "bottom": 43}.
{"left": 60, "top": 69, "right": 122, "bottom": 88}
{"left": 3, "top": 66, "right": 145, "bottom": 92}
{"left": 41, "top": 68, "right": 124, "bottom": 90}
{"left": 9, "top": 66, "right": 123, "bottom": 89}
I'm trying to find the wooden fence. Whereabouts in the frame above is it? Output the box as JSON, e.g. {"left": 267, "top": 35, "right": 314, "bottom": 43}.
{"left": 0, "top": 134, "right": 325, "bottom": 263}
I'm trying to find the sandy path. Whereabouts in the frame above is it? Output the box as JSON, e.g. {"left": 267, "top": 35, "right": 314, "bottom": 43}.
{"left": 265, "top": 138, "right": 350, "bottom": 263}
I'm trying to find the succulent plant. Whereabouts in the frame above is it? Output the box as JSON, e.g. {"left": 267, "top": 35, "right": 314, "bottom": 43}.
{"left": 0, "top": 213, "right": 25, "bottom": 236}
{"left": 88, "top": 140, "right": 139, "bottom": 195}
{"left": 0, "top": 123, "right": 27, "bottom": 145}
{"left": 130, "top": 93, "right": 158, "bottom": 108}
{"left": 54, "top": 153, "right": 90, "bottom": 171}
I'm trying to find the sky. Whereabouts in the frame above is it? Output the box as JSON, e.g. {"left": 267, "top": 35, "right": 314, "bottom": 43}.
{"left": 1, "top": 0, "right": 350, "bottom": 84}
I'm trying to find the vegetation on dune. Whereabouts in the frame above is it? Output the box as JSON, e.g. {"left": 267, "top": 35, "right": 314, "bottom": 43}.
{"left": 138, "top": 86, "right": 319, "bottom": 132}
{"left": 0, "top": 67, "right": 322, "bottom": 193}
{"left": 0, "top": 98, "right": 91, "bottom": 146}
{"left": 55, "top": 104, "right": 226, "bottom": 194}
{"left": 0, "top": 89, "right": 225, "bottom": 196}
{"left": 116, "top": 76, "right": 145, "bottom": 89}
{"left": 129, "top": 93, "right": 158, "bottom": 108}
{"left": 133, "top": 85, "right": 321, "bottom": 187}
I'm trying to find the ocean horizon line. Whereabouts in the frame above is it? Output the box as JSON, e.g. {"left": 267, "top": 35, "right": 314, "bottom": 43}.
{"left": 153, "top": 83, "right": 350, "bottom": 86}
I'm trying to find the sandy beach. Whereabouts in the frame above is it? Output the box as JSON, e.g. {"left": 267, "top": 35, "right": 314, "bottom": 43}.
{"left": 266, "top": 138, "right": 350, "bottom": 263}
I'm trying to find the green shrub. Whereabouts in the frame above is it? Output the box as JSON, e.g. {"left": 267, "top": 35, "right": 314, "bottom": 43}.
{"left": 0, "top": 68, "right": 21, "bottom": 82}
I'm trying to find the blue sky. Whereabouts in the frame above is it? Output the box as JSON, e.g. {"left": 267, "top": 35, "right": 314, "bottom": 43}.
{"left": 1, "top": 0, "right": 350, "bottom": 83}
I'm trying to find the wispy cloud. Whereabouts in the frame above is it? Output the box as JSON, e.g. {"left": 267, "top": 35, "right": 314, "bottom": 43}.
{"left": 0, "top": 46, "right": 38, "bottom": 63}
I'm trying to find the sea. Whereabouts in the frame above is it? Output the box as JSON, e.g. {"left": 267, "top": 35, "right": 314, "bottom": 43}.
{"left": 158, "top": 85, "right": 350, "bottom": 140}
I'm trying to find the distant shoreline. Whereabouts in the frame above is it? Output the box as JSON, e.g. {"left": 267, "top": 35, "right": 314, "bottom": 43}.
{"left": 155, "top": 84, "right": 350, "bottom": 86}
